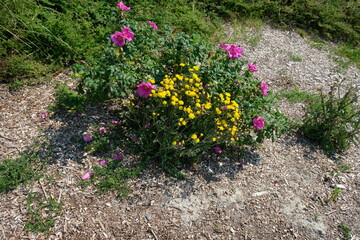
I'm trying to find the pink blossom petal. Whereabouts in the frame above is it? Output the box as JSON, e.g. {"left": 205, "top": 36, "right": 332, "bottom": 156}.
{"left": 120, "top": 26, "right": 134, "bottom": 41}
{"left": 213, "top": 146, "right": 222, "bottom": 154}
{"left": 82, "top": 172, "right": 92, "bottom": 180}
{"left": 248, "top": 62, "right": 259, "bottom": 72}
{"left": 111, "top": 121, "right": 119, "bottom": 125}
{"left": 253, "top": 117, "right": 265, "bottom": 131}
{"left": 273, "top": 180, "right": 279, "bottom": 184}
{"left": 99, "top": 127, "right": 106, "bottom": 133}
{"left": 136, "top": 82, "right": 155, "bottom": 98}
{"left": 116, "top": 1, "right": 131, "bottom": 11}
{"left": 40, "top": 113, "right": 48, "bottom": 119}
{"left": 220, "top": 43, "right": 243, "bottom": 58}
{"left": 110, "top": 31, "right": 126, "bottom": 47}
{"left": 148, "top": 21, "right": 158, "bottom": 30}
{"left": 99, "top": 160, "right": 107, "bottom": 165}
{"left": 260, "top": 82, "right": 268, "bottom": 95}
{"left": 83, "top": 134, "right": 93, "bottom": 142}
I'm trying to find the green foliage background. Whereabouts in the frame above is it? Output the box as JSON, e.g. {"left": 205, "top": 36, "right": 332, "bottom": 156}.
{"left": 1, "top": 0, "right": 359, "bottom": 84}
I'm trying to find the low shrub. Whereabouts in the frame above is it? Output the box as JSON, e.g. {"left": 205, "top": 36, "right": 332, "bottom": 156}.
{"left": 75, "top": 5, "right": 287, "bottom": 177}
{"left": 301, "top": 82, "right": 359, "bottom": 155}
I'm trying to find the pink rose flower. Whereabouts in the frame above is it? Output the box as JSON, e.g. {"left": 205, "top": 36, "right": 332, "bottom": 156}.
{"left": 110, "top": 31, "right": 126, "bottom": 47}
{"left": 136, "top": 82, "right": 155, "bottom": 98}
{"left": 99, "top": 160, "right": 107, "bottom": 165}
{"left": 120, "top": 26, "right": 134, "bottom": 41}
{"left": 220, "top": 43, "right": 243, "bottom": 58}
{"left": 248, "top": 62, "right": 259, "bottom": 72}
{"left": 83, "top": 134, "right": 93, "bottom": 142}
{"left": 253, "top": 117, "right": 265, "bottom": 130}
{"left": 260, "top": 82, "right": 268, "bottom": 95}
{"left": 116, "top": 1, "right": 131, "bottom": 11}
{"left": 148, "top": 21, "right": 158, "bottom": 30}
{"left": 99, "top": 127, "right": 106, "bottom": 133}
{"left": 213, "top": 146, "right": 222, "bottom": 154}
{"left": 110, "top": 26, "right": 134, "bottom": 47}
{"left": 82, "top": 172, "right": 92, "bottom": 180}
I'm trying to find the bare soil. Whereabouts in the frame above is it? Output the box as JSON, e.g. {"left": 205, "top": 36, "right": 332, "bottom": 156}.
{"left": 0, "top": 25, "right": 359, "bottom": 240}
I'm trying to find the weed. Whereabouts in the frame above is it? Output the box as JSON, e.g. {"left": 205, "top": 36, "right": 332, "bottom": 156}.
{"left": 0, "top": 154, "right": 41, "bottom": 193}
{"left": 338, "top": 222, "right": 352, "bottom": 240}
{"left": 279, "top": 87, "right": 319, "bottom": 104}
{"left": 336, "top": 44, "right": 360, "bottom": 69}
{"left": 301, "top": 82, "right": 359, "bottom": 155}
{"left": 213, "top": 224, "right": 223, "bottom": 233}
{"left": 296, "top": 28, "right": 308, "bottom": 38}
{"left": 309, "top": 39, "right": 328, "bottom": 51}
{"left": 90, "top": 160, "right": 142, "bottom": 198}
{"left": 50, "top": 83, "right": 85, "bottom": 113}
{"left": 330, "top": 164, "right": 351, "bottom": 177}
{"left": 86, "top": 137, "right": 111, "bottom": 155}
{"left": 25, "top": 192, "right": 62, "bottom": 233}
{"left": 247, "top": 35, "right": 262, "bottom": 47}
{"left": 327, "top": 186, "right": 340, "bottom": 202}
{"left": 289, "top": 53, "right": 304, "bottom": 62}
{"left": 216, "top": 18, "right": 263, "bottom": 47}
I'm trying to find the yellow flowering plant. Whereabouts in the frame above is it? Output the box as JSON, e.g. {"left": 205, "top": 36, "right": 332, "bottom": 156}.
{"left": 122, "top": 62, "right": 287, "bottom": 177}
{"left": 73, "top": 7, "right": 287, "bottom": 177}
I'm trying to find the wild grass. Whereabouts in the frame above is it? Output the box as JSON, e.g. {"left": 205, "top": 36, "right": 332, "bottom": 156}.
{"left": 1, "top": 0, "right": 359, "bottom": 86}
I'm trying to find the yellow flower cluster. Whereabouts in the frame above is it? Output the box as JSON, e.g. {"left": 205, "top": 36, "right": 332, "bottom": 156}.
{"left": 150, "top": 64, "right": 212, "bottom": 122}
{"left": 190, "top": 133, "right": 204, "bottom": 144}
{"left": 214, "top": 92, "right": 242, "bottom": 141}
{"left": 147, "top": 63, "right": 243, "bottom": 145}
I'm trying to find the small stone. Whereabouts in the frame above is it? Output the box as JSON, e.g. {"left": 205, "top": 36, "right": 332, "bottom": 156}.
{"left": 145, "top": 215, "right": 151, "bottom": 221}
{"left": 335, "top": 184, "right": 346, "bottom": 189}
{"left": 252, "top": 191, "right": 269, "bottom": 197}
{"left": 331, "top": 184, "right": 345, "bottom": 189}
{"left": 120, "top": 216, "right": 126, "bottom": 221}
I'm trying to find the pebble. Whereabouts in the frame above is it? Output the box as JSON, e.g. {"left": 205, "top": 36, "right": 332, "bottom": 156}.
{"left": 120, "top": 216, "right": 126, "bottom": 221}
{"left": 145, "top": 215, "right": 151, "bottom": 221}
{"left": 334, "top": 184, "right": 346, "bottom": 189}
{"left": 252, "top": 191, "right": 270, "bottom": 197}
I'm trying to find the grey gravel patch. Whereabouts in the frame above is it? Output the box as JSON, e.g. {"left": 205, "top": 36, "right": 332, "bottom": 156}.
{"left": 282, "top": 193, "right": 327, "bottom": 239}
{"left": 227, "top": 24, "right": 360, "bottom": 94}
{"left": 167, "top": 186, "right": 245, "bottom": 225}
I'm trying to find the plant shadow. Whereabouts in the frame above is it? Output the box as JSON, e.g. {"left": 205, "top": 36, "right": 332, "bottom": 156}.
{"left": 40, "top": 102, "right": 122, "bottom": 166}
{"left": 40, "top": 102, "right": 265, "bottom": 200}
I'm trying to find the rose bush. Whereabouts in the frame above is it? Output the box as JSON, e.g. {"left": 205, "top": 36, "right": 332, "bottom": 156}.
{"left": 73, "top": 2, "right": 287, "bottom": 177}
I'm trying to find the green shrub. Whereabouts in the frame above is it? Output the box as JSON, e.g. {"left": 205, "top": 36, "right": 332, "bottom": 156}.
{"left": 75, "top": 7, "right": 287, "bottom": 177}
{"left": 301, "top": 83, "right": 359, "bottom": 155}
